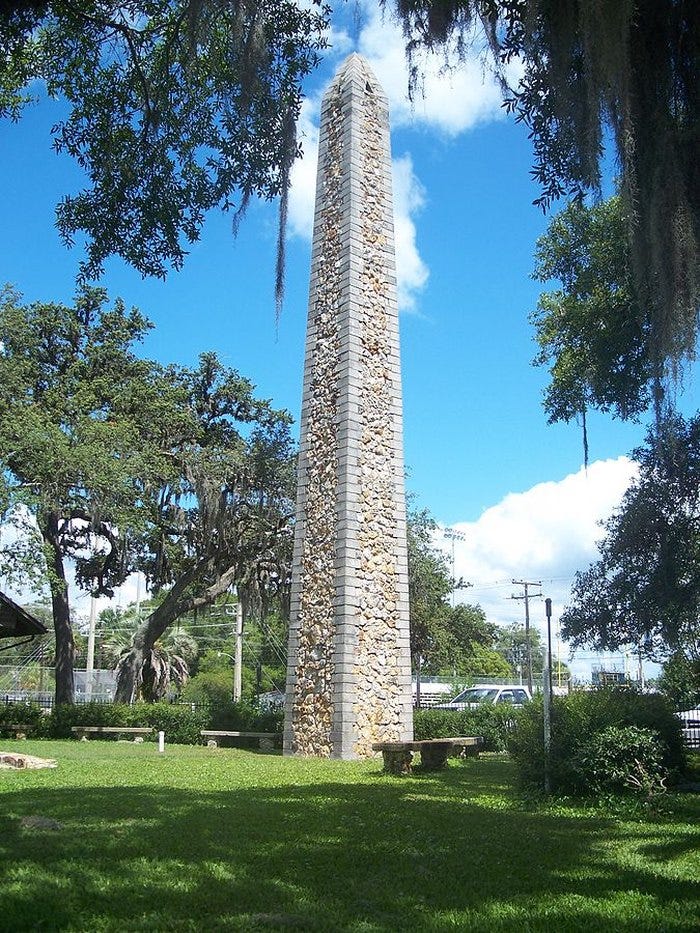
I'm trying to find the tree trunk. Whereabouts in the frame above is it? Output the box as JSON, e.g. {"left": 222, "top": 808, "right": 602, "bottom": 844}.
{"left": 113, "top": 625, "right": 149, "bottom": 704}
{"left": 113, "top": 557, "right": 239, "bottom": 703}
{"left": 42, "top": 515, "right": 75, "bottom": 705}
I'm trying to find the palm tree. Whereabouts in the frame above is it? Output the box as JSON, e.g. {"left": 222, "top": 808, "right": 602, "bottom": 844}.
{"left": 110, "top": 623, "right": 198, "bottom": 703}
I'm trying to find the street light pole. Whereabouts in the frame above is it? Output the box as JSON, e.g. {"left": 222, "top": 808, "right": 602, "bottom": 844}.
{"left": 443, "top": 528, "right": 465, "bottom": 607}
{"left": 543, "top": 597, "right": 553, "bottom": 795}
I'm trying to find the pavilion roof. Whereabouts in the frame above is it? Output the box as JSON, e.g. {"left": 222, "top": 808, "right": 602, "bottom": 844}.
{"left": 0, "top": 592, "right": 47, "bottom": 639}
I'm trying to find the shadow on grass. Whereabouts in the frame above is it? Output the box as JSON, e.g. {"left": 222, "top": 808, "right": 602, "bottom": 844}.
{"left": 1, "top": 757, "right": 699, "bottom": 931}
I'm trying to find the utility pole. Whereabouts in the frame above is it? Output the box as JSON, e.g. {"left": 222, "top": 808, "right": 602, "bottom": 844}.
{"left": 234, "top": 599, "right": 243, "bottom": 703}
{"left": 511, "top": 579, "right": 542, "bottom": 694}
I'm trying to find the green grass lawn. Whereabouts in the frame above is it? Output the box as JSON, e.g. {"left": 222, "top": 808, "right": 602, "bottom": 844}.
{"left": 1, "top": 741, "right": 699, "bottom": 932}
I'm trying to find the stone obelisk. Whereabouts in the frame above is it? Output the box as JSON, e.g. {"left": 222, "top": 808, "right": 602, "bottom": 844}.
{"left": 284, "top": 54, "right": 413, "bottom": 759}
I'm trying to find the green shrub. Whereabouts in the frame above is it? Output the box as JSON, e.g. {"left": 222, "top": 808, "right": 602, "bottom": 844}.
{"left": 45, "top": 701, "right": 207, "bottom": 744}
{"left": 48, "top": 702, "right": 131, "bottom": 738}
{"left": 508, "top": 688, "right": 685, "bottom": 794}
{"left": 414, "top": 705, "right": 517, "bottom": 751}
{"left": 179, "top": 673, "right": 283, "bottom": 734}
{"left": 0, "top": 701, "right": 47, "bottom": 735}
{"left": 135, "top": 702, "right": 209, "bottom": 745}
{"left": 209, "top": 699, "right": 283, "bottom": 735}
{"left": 575, "top": 725, "right": 668, "bottom": 800}
{"left": 37, "top": 696, "right": 281, "bottom": 745}
{"left": 180, "top": 670, "right": 232, "bottom": 714}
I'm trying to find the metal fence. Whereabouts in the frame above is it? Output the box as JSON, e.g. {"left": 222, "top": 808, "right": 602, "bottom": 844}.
{"left": 683, "top": 725, "right": 700, "bottom": 748}
{"left": 0, "top": 665, "right": 116, "bottom": 706}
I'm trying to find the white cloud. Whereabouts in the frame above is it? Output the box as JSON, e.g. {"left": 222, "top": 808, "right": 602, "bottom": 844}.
{"left": 288, "top": 95, "right": 320, "bottom": 242}
{"left": 391, "top": 154, "right": 429, "bottom": 310}
{"left": 438, "top": 458, "right": 640, "bottom": 679}
{"left": 357, "top": 2, "right": 505, "bottom": 136}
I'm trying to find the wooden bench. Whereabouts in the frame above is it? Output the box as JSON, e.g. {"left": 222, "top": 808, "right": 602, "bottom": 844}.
{"left": 372, "top": 736, "right": 483, "bottom": 775}
{"left": 201, "top": 730, "right": 277, "bottom": 751}
{"left": 71, "top": 726, "right": 153, "bottom": 741}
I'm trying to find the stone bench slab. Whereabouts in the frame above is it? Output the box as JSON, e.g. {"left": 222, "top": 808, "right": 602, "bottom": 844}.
{"left": 372, "top": 736, "right": 484, "bottom": 774}
{"left": 201, "top": 730, "right": 277, "bottom": 750}
{"left": 71, "top": 726, "right": 153, "bottom": 741}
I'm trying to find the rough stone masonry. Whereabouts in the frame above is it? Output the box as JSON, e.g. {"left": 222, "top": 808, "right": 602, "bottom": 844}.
{"left": 284, "top": 53, "right": 413, "bottom": 759}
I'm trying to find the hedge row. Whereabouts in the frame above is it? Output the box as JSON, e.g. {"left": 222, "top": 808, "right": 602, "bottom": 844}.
{"left": 414, "top": 705, "right": 517, "bottom": 751}
{"left": 2, "top": 701, "right": 512, "bottom": 750}
{"left": 0, "top": 700, "right": 281, "bottom": 746}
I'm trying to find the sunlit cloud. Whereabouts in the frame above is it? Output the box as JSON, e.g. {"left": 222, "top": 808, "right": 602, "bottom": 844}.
{"left": 438, "top": 458, "right": 639, "bottom": 678}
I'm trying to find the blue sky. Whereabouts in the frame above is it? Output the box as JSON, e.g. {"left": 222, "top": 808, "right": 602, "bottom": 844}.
{"left": 1, "top": 3, "right": 697, "bottom": 676}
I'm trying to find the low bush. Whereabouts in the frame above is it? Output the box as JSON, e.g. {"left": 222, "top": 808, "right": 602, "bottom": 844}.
{"left": 209, "top": 699, "right": 283, "bottom": 735}
{"left": 2, "top": 694, "right": 283, "bottom": 745}
{"left": 48, "top": 701, "right": 132, "bottom": 738}
{"left": 45, "top": 702, "right": 207, "bottom": 744}
{"left": 575, "top": 725, "right": 668, "bottom": 801}
{"left": 508, "top": 688, "right": 685, "bottom": 794}
{"left": 0, "top": 700, "right": 47, "bottom": 734}
{"left": 180, "top": 673, "right": 283, "bottom": 735}
{"left": 180, "top": 671, "right": 232, "bottom": 715}
{"left": 135, "top": 702, "right": 209, "bottom": 745}
{"left": 414, "top": 705, "right": 517, "bottom": 751}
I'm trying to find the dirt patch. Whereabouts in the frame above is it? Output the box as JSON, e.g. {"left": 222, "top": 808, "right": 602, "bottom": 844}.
{"left": 0, "top": 752, "right": 57, "bottom": 770}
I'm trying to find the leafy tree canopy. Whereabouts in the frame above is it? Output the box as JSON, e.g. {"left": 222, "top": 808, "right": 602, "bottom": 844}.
{"left": 0, "top": 284, "right": 160, "bottom": 702}
{"left": 561, "top": 412, "right": 700, "bottom": 662}
{"left": 112, "top": 357, "right": 296, "bottom": 703}
{"left": 407, "top": 508, "right": 502, "bottom": 677}
{"left": 531, "top": 194, "right": 654, "bottom": 437}
{"left": 407, "top": 507, "right": 453, "bottom": 669}
{"left": 657, "top": 650, "right": 700, "bottom": 711}
{"left": 0, "top": 1, "right": 329, "bottom": 303}
{"left": 495, "top": 621, "right": 545, "bottom": 677}
{"left": 391, "top": 0, "right": 700, "bottom": 381}
{"left": 0, "top": 285, "right": 296, "bottom": 704}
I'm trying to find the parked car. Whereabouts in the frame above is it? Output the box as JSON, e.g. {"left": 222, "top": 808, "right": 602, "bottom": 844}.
{"left": 258, "top": 690, "right": 285, "bottom": 712}
{"left": 677, "top": 707, "right": 700, "bottom": 748}
{"left": 435, "top": 684, "right": 532, "bottom": 711}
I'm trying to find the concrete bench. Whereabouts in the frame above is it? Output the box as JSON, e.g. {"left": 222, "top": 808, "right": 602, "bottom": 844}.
{"left": 71, "top": 726, "right": 153, "bottom": 741}
{"left": 4, "top": 723, "right": 36, "bottom": 739}
{"left": 372, "top": 736, "right": 483, "bottom": 775}
{"left": 201, "top": 730, "right": 277, "bottom": 751}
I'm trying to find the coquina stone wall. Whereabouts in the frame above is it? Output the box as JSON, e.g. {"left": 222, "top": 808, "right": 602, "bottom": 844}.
{"left": 284, "top": 54, "right": 413, "bottom": 759}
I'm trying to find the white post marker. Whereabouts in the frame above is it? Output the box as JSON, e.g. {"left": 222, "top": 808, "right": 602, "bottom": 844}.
{"left": 158, "top": 731, "right": 165, "bottom": 753}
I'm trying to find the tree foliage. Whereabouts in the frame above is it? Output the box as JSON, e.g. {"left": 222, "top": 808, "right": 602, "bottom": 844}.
{"left": 657, "top": 650, "right": 700, "bottom": 711}
{"left": 391, "top": 0, "right": 700, "bottom": 383}
{"left": 561, "top": 413, "right": 700, "bottom": 661}
{"left": 531, "top": 194, "right": 654, "bottom": 432}
{"left": 407, "top": 508, "right": 501, "bottom": 676}
{"left": 0, "top": 1, "right": 329, "bottom": 303}
{"left": 0, "top": 285, "right": 157, "bottom": 703}
{"left": 0, "top": 286, "right": 296, "bottom": 704}
{"left": 113, "top": 624, "right": 197, "bottom": 702}
{"left": 112, "top": 357, "right": 296, "bottom": 703}
{"left": 407, "top": 507, "right": 453, "bottom": 670}
{"left": 495, "top": 621, "right": 545, "bottom": 678}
